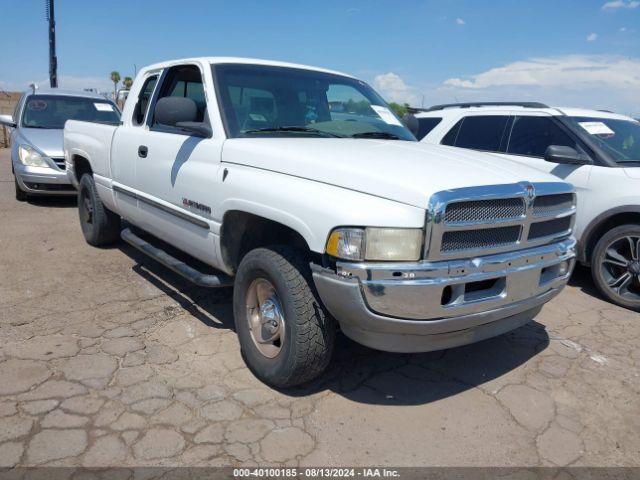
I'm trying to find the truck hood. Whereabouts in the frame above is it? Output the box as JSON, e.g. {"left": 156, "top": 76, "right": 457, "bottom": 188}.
{"left": 222, "top": 139, "right": 563, "bottom": 208}
{"left": 17, "top": 128, "right": 64, "bottom": 158}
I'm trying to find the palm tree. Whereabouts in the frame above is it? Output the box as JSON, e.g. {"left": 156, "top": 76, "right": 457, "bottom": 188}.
{"left": 110, "top": 71, "right": 121, "bottom": 99}
{"left": 123, "top": 76, "right": 133, "bottom": 90}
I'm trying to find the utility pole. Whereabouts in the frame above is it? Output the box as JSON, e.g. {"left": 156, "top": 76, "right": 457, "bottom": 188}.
{"left": 46, "top": 0, "right": 57, "bottom": 88}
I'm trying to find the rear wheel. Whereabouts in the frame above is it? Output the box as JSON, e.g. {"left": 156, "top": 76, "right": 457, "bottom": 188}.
{"left": 14, "top": 178, "right": 27, "bottom": 202}
{"left": 233, "top": 246, "right": 335, "bottom": 388}
{"left": 78, "top": 173, "right": 121, "bottom": 246}
{"left": 591, "top": 224, "right": 640, "bottom": 310}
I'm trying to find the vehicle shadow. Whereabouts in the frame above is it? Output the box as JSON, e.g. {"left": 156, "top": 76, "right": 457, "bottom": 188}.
{"left": 119, "top": 240, "right": 549, "bottom": 406}
{"left": 567, "top": 263, "right": 602, "bottom": 299}
{"left": 27, "top": 195, "right": 77, "bottom": 208}
{"left": 292, "top": 319, "right": 548, "bottom": 405}
{"left": 118, "top": 242, "right": 235, "bottom": 331}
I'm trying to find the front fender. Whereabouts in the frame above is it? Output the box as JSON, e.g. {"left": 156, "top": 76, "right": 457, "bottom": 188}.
{"left": 217, "top": 164, "right": 427, "bottom": 253}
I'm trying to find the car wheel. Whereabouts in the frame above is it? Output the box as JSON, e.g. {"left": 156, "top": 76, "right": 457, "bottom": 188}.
{"left": 233, "top": 246, "right": 335, "bottom": 388}
{"left": 14, "top": 178, "right": 27, "bottom": 202}
{"left": 591, "top": 224, "right": 640, "bottom": 310}
{"left": 78, "top": 173, "right": 121, "bottom": 246}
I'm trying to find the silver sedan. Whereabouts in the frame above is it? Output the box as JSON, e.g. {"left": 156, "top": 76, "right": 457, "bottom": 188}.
{"left": 0, "top": 88, "right": 119, "bottom": 201}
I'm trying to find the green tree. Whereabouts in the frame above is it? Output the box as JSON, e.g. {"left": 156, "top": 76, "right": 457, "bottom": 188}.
{"left": 123, "top": 76, "right": 133, "bottom": 89}
{"left": 110, "top": 71, "right": 121, "bottom": 98}
{"left": 388, "top": 102, "right": 410, "bottom": 118}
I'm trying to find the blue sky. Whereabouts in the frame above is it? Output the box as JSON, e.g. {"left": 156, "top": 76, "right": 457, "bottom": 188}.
{"left": 1, "top": 0, "right": 639, "bottom": 115}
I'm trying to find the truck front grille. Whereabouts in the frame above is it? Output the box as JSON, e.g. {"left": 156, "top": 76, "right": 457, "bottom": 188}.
{"left": 441, "top": 226, "right": 521, "bottom": 252}
{"left": 528, "top": 217, "right": 572, "bottom": 240}
{"left": 444, "top": 198, "right": 525, "bottom": 224}
{"left": 427, "top": 183, "right": 576, "bottom": 259}
{"left": 532, "top": 193, "right": 574, "bottom": 217}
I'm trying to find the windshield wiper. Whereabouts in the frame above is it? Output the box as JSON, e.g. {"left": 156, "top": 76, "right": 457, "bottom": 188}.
{"left": 242, "top": 126, "right": 343, "bottom": 138}
{"left": 25, "top": 125, "right": 56, "bottom": 129}
{"left": 351, "top": 131, "right": 402, "bottom": 140}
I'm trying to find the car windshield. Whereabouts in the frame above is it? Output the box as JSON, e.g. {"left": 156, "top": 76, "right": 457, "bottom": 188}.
{"left": 568, "top": 116, "right": 640, "bottom": 163}
{"left": 212, "top": 63, "right": 416, "bottom": 141}
{"left": 21, "top": 95, "right": 120, "bottom": 129}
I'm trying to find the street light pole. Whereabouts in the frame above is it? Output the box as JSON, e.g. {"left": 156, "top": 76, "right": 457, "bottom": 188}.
{"left": 46, "top": 0, "right": 58, "bottom": 88}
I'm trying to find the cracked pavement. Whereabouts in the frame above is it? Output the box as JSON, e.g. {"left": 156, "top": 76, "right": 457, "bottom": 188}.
{"left": 0, "top": 149, "right": 639, "bottom": 468}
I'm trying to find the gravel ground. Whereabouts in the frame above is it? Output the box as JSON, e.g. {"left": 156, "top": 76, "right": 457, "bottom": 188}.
{"left": 0, "top": 148, "right": 639, "bottom": 468}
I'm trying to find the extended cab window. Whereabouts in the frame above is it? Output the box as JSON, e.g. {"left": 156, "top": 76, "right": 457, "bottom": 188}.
{"left": 446, "top": 115, "right": 509, "bottom": 151}
{"left": 508, "top": 116, "right": 577, "bottom": 158}
{"left": 133, "top": 75, "right": 158, "bottom": 125}
{"left": 415, "top": 117, "right": 442, "bottom": 140}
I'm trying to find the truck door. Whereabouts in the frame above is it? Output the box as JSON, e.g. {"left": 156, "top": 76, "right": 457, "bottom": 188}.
{"left": 111, "top": 72, "right": 160, "bottom": 223}
{"left": 120, "top": 63, "right": 224, "bottom": 266}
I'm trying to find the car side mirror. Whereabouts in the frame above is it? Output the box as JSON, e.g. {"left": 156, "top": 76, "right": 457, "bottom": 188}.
{"left": 544, "top": 145, "right": 592, "bottom": 165}
{"left": 154, "top": 97, "right": 211, "bottom": 137}
{"left": 402, "top": 113, "right": 419, "bottom": 138}
{"left": 0, "top": 114, "right": 16, "bottom": 128}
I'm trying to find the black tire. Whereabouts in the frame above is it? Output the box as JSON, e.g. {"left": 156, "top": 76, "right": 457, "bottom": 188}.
{"left": 591, "top": 224, "right": 640, "bottom": 310}
{"left": 14, "top": 178, "right": 27, "bottom": 202}
{"left": 233, "top": 246, "right": 335, "bottom": 388}
{"left": 78, "top": 173, "right": 121, "bottom": 246}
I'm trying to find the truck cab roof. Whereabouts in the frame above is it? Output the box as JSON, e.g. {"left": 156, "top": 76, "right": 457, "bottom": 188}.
{"left": 140, "top": 56, "right": 354, "bottom": 79}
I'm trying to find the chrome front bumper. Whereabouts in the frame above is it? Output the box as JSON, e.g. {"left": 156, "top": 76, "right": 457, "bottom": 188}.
{"left": 312, "top": 238, "right": 575, "bottom": 353}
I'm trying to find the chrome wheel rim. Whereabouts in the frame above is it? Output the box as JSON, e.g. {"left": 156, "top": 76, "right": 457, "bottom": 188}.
{"left": 245, "top": 278, "right": 285, "bottom": 358}
{"left": 600, "top": 235, "right": 640, "bottom": 301}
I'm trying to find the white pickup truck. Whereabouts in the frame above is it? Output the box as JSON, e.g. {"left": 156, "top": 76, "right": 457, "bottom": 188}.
{"left": 64, "top": 57, "right": 577, "bottom": 387}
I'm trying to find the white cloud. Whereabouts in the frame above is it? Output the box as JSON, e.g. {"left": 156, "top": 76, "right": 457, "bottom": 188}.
{"left": 602, "top": 0, "right": 640, "bottom": 9}
{"left": 455, "top": 17, "right": 466, "bottom": 25}
{"left": 439, "top": 55, "right": 640, "bottom": 116}
{"left": 586, "top": 32, "right": 598, "bottom": 42}
{"left": 373, "top": 72, "right": 420, "bottom": 105}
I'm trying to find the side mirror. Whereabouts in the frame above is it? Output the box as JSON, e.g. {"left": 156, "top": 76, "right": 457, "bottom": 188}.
{"left": 154, "top": 97, "right": 211, "bottom": 137}
{"left": 402, "top": 113, "right": 419, "bottom": 137}
{"left": 0, "top": 114, "right": 16, "bottom": 128}
{"left": 544, "top": 145, "right": 592, "bottom": 165}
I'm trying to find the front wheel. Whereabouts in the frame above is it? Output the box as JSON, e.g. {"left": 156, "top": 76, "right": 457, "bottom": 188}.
{"left": 233, "top": 246, "right": 335, "bottom": 388}
{"left": 78, "top": 174, "right": 121, "bottom": 246}
{"left": 591, "top": 224, "right": 640, "bottom": 310}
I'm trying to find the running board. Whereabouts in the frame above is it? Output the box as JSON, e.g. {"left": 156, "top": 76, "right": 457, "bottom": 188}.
{"left": 121, "top": 228, "right": 233, "bottom": 288}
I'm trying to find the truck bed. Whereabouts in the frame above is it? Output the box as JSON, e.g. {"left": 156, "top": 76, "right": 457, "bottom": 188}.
{"left": 64, "top": 120, "right": 119, "bottom": 181}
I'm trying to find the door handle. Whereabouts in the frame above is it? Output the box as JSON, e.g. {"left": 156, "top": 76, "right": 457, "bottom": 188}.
{"left": 138, "top": 145, "right": 148, "bottom": 158}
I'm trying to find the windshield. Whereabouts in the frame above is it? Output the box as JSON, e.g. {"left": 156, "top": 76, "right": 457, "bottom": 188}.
{"left": 569, "top": 116, "right": 640, "bottom": 163}
{"left": 212, "top": 64, "right": 416, "bottom": 141}
{"left": 21, "top": 95, "right": 120, "bottom": 129}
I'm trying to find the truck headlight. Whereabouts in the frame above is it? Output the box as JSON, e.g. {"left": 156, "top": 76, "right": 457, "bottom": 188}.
{"left": 18, "top": 145, "right": 49, "bottom": 168}
{"left": 326, "top": 227, "right": 423, "bottom": 262}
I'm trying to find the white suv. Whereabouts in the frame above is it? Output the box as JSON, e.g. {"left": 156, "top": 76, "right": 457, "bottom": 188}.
{"left": 410, "top": 102, "right": 640, "bottom": 310}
